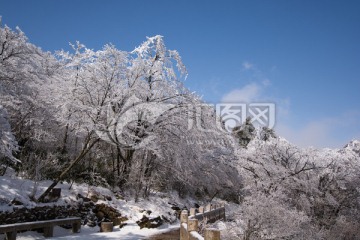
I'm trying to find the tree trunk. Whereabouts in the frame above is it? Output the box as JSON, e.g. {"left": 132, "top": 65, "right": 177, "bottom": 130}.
{"left": 116, "top": 146, "right": 121, "bottom": 177}
{"left": 37, "top": 137, "right": 99, "bottom": 202}
{"left": 119, "top": 148, "right": 134, "bottom": 187}
{"left": 61, "top": 124, "right": 69, "bottom": 154}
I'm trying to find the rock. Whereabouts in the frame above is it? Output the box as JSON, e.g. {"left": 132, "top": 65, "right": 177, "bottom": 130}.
{"left": 88, "top": 189, "right": 101, "bottom": 202}
{"left": 113, "top": 216, "right": 129, "bottom": 226}
{"left": 86, "top": 219, "right": 97, "bottom": 227}
{"left": 84, "top": 201, "right": 94, "bottom": 207}
{"left": 161, "top": 215, "right": 170, "bottom": 222}
{"left": 11, "top": 198, "right": 23, "bottom": 206}
{"left": 137, "top": 215, "right": 149, "bottom": 229}
{"left": 0, "top": 197, "right": 9, "bottom": 205}
{"left": 168, "top": 203, "right": 187, "bottom": 219}
{"left": 139, "top": 209, "right": 152, "bottom": 215}
{"left": 171, "top": 205, "right": 181, "bottom": 211}
{"left": 93, "top": 203, "right": 122, "bottom": 223}
{"left": 136, "top": 215, "right": 163, "bottom": 229}
{"left": 114, "top": 193, "right": 124, "bottom": 200}
{"left": 85, "top": 213, "right": 97, "bottom": 227}
{"left": 119, "top": 222, "right": 127, "bottom": 228}
{"left": 77, "top": 193, "right": 91, "bottom": 202}
{"left": 0, "top": 197, "right": 125, "bottom": 228}
{"left": 96, "top": 211, "right": 105, "bottom": 219}
{"left": 90, "top": 195, "right": 99, "bottom": 202}
{"left": 113, "top": 217, "right": 122, "bottom": 226}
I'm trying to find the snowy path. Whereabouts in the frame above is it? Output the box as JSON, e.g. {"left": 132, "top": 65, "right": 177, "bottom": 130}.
{"left": 0, "top": 221, "right": 180, "bottom": 240}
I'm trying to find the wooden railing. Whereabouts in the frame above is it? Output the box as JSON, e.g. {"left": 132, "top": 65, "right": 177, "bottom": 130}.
{"left": 0, "top": 217, "right": 81, "bottom": 240}
{"left": 180, "top": 203, "right": 226, "bottom": 240}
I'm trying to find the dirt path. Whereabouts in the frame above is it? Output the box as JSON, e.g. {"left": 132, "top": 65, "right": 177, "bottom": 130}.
{"left": 146, "top": 228, "right": 180, "bottom": 240}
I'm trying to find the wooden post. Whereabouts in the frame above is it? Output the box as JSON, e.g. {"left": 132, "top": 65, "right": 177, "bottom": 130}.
{"left": 72, "top": 221, "right": 81, "bottom": 233}
{"left": 180, "top": 207, "right": 224, "bottom": 240}
{"left": 188, "top": 219, "right": 198, "bottom": 232}
{"left": 100, "top": 222, "right": 113, "bottom": 232}
{"left": 188, "top": 219, "right": 199, "bottom": 240}
{"left": 181, "top": 210, "right": 188, "bottom": 223}
{"left": 5, "top": 231, "right": 17, "bottom": 240}
{"left": 204, "top": 228, "right": 220, "bottom": 240}
{"left": 180, "top": 210, "right": 189, "bottom": 240}
{"left": 205, "top": 204, "right": 211, "bottom": 212}
{"left": 43, "top": 226, "right": 54, "bottom": 237}
{"left": 190, "top": 208, "right": 196, "bottom": 216}
{"left": 198, "top": 206, "right": 205, "bottom": 214}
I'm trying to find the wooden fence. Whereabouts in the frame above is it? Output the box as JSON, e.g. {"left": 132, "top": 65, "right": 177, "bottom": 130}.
{"left": 180, "top": 203, "right": 226, "bottom": 240}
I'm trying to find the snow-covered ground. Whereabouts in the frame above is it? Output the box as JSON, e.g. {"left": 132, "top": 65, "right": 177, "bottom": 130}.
{"left": 0, "top": 168, "right": 194, "bottom": 219}
{"left": 0, "top": 169, "right": 195, "bottom": 239}
{"left": 0, "top": 223, "right": 179, "bottom": 240}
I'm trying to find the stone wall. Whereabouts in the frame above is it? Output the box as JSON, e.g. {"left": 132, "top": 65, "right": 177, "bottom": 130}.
{"left": 0, "top": 203, "right": 91, "bottom": 225}
{"left": 0, "top": 201, "right": 128, "bottom": 228}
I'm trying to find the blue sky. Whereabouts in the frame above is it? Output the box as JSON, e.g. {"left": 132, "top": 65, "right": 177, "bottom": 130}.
{"left": 1, "top": 0, "right": 359, "bottom": 148}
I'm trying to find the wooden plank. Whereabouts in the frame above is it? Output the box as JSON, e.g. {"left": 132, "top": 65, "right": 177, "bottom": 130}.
{"left": 0, "top": 217, "right": 81, "bottom": 233}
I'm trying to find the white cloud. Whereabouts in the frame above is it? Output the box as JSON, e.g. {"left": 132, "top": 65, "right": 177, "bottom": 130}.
{"left": 222, "top": 60, "right": 360, "bottom": 149}
{"left": 242, "top": 61, "right": 253, "bottom": 70}
{"left": 276, "top": 120, "right": 334, "bottom": 148}
{"left": 225, "top": 61, "right": 273, "bottom": 103}
{"left": 221, "top": 83, "right": 261, "bottom": 103}
{"left": 276, "top": 111, "right": 360, "bottom": 148}
{"left": 262, "top": 78, "right": 271, "bottom": 86}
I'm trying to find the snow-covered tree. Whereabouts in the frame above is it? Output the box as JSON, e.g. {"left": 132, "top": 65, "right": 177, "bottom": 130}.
{"left": 0, "top": 105, "right": 18, "bottom": 164}
{"left": 36, "top": 35, "right": 240, "bottom": 201}
{"left": 225, "top": 135, "right": 360, "bottom": 239}
{"left": 0, "top": 20, "right": 60, "bottom": 172}
{"left": 232, "top": 117, "right": 256, "bottom": 148}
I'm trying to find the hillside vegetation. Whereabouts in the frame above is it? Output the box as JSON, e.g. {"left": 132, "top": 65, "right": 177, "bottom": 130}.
{"left": 1, "top": 22, "right": 359, "bottom": 240}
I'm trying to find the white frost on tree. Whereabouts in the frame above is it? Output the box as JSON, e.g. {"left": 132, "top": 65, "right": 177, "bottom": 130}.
{"left": 0, "top": 105, "right": 18, "bottom": 163}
